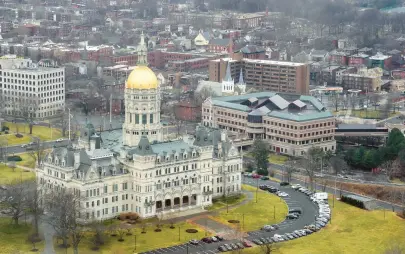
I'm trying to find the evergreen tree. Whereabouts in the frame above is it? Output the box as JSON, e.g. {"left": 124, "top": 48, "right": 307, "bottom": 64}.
{"left": 252, "top": 139, "right": 270, "bottom": 176}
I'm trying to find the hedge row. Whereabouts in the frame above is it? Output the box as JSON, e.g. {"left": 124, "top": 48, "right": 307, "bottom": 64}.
{"left": 341, "top": 195, "right": 365, "bottom": 209}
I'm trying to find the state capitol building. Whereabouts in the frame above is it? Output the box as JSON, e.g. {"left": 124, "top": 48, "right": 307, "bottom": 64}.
{"left": 36, "top": 33, "right": 243, "bottom": 220}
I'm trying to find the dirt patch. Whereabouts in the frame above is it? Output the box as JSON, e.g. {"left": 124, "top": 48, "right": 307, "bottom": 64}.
{"left": 228, "top": 220, "right": 240, "bottom": 224}
{"left": 186, "top": 229, "right": 198, "bottom": 233}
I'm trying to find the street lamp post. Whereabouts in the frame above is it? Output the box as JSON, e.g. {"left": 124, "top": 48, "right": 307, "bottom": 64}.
{"left": 256, "top": 177, "right": 259, "bottom": 203}
{"left": 134, "top": 234, "right": 137, "bottom": 251}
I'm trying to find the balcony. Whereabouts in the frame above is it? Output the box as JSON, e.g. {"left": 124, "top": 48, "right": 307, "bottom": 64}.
{"left": 203, "top": 190, "right": 213, "bottom": 195}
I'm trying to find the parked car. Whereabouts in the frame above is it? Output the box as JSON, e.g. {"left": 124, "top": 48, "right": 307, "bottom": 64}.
{"left": 242, "top": 240, "right": 252, "bottom": 247}
{"left": 261, "top": 176, "right": 269, "bottom": 180}
{"left": 268, "top": 187, "right": 278, "bottom": 193}
{"left": 218, "top": 246, "right": 227, "bottom": 252}
{"left": 286, "top": 214, "right": 299, "bottom": 219}
{"left": 202, "top": 237, "right": 212, "bottom": 243}
{"left": 289, "top": 208, "right": 302, "bottom": 214}
{"left": 189, "top": 239, "right": 199, "bottom": 245}
{"left": 291, "top": 184, "right": 302, "bottom": 189}
{"left": 211, "top": 236, "right": 218, "bottom": 242}
{"left": 277, "top": 192, "right": 289, "bottom": 197}
{"left": 280, "top": 182, "right": 290, "bottom": 186}
{"left": 55, "top": 138, "right": 65, "bottom": 142}
{"left": 214, "top": 235, "right": 224, "bottom": 241}
{"left": 252, "top": 174, "right": 261, "bottom": 179}
{"left": 236, "top": 243, "right": 244, "bottom": 249}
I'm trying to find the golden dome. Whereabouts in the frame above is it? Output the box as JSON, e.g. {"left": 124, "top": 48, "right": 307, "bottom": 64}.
{"left": 125, "top": 65, "right": 158, "bottom": 89}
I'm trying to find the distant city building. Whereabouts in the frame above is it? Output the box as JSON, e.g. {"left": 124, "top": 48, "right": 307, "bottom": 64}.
{"left": 0, "top": 56, "right": 65, "bottom": 119}
{"left": 209, "top": 58, "right": 310, "bottom": 95}
{"left": 202, "top": 92, "right": 336, "bottom": 156}
{"left": 342, "top": 67, "right": 383, "bottom": 92}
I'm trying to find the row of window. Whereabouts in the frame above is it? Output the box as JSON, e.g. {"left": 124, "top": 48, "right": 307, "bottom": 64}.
{"left": 85, "top": 205, "right": 128, "bottom": 219}
{"left": 267, "top": 128, "right": 334, "bottom": 138}
{"left": 128, "top": 113, "right": 154, "bottom": 124}
{"left": 1, "top": 71, "right": 64, "bottom": 79}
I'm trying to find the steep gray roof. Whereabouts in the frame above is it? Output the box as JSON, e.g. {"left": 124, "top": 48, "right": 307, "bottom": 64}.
{"left": 269, "top": 95, "right": 289, "bottom": 110}
{"left": 210, "top": 38, "right": 229, "bottom": 46}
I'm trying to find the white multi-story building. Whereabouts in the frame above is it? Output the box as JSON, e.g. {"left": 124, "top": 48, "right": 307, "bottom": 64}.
{"left": 36, "top": 33, "right": 242, "bottom": 220}
{"left": 0, "top": 55, "right": 65, "bottom": 119}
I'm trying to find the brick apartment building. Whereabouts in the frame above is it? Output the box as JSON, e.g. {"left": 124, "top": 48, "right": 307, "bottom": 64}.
{"left": 209, "top": 58, "right": 310, "bottom": 95}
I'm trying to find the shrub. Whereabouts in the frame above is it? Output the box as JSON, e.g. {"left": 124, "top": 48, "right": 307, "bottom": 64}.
{"left": 5, "top": 131, "right": 8, "bottom": 134}
{"left": 185, "top": 229, "right": 198, "bottom": 233}
{"left": 118, "top": 212, "right": 140, "bottom": 221}
{"left": 269, "top": 170, "right": 275, "bottom": 177}
{"left": 340, "top": 195, "right": 366, "bottom": 209}
{"left": 14, "top": 133, "right": 22, "bottom": 138}
{"left": 2, "top": 126, "right": 9, "bottom": 131}
{"left": 7, "top": 155, "right": 22, "bottom": 162}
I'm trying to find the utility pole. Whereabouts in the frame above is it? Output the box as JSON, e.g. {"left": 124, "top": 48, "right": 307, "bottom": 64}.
{"left": 109, "top": 93, "right": 112, "bottom": 130}
{"left": 256, "top": 177, "right": 259, "bottom": 203}
{"left": 274, "top": 205, "right": 276, "bottom": 219}
{"left": 68, "top": 108, "right": 71, "bottom": 142}
{"left": 178, "top": 226, "right": 181, "bottom": 241}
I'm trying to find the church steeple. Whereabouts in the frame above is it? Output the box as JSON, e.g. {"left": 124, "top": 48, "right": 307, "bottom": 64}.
{"left": 137, "top": 31, "right": 148, "bottom": 66}
{"left": 222, "top": 61, "right": 234, "bottom": 93}
{"left": 224, "top": 61, "right": 233, "bottom": 82}
{"left": 238, "top": 68, "right": 244, "bottom": 84}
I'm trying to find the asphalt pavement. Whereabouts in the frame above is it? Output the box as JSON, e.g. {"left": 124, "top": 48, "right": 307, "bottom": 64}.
{"left": 5, "top": 140, "right": 70, "bottom": 155}
{"left": 140, "top": 178, "right": 319, "bottom": 254}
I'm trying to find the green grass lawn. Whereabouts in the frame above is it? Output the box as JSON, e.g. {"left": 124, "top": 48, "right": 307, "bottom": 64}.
{"left": 0, "top": 217, "right": 44, "bottom": 253}
{"left": 268, "top": 154, "right": 288, "bottom": 165}
{"left": 55, "top": 222, "right": 208, "bottom": 254}
{"left": 239, "top": 197, "right": 405, "bottom": 254}
{"left": 0, "top": 164, "right": 35, "bottom": 185}
{"left": 0, "top": 133, "right": 32, "bottom": 146}
{"left": 213, "top": 185, "right": 288, "bottom": 232}
{"left": 4, "top": 122, "right": 62, "bottom": 142}
{"left": 206, "top": 194, "right": 246, "bottom": 211}
{"left": 16, "top": 153, "right": 36, "bottom": 169}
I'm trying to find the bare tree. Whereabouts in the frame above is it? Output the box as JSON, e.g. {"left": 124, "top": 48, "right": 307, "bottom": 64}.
{"left": 330, "top": 93, "right": 341, "bottom": 112}
{"left": 44, "top": 188, "right": 84, "bottom": 252}
{"left": 9, "top": 161, "right": 16, "bottom": 172}
{"left": 57, "top": 107, "right": 69, "bottom": 137}
{"left": 329, "top": 156, "right": 347, "bottom": 175}
{"left": 194, "top": 86, "right": 217, "bottom": 105}
{"left": 0, "top": 137, "right": 8, "bottom": 164}
{"left": 381, "top": 160, "right": 395, "bottom": 180}
{"left": 349, "top": 96, "right": 357, "bottom": 110}
{"left": 283, "top": 158, "right": 297, "bottom": 183}
{"left": 0, "top": 181, "right": 30, "bottom": 225}
{"left": 303, "top": 147, "right": 325, "bottom": 190}
{"left": 260, "top": 242, "right": 277, "bottom": 254}
{"left": 28, "top": 137, "right": 46, "bottom": 167}
{"left": 20, "top": 96, "right": 40, "bottom": 135}
{"left": 26, "top": 180, "right": 44, "bottom": 238}
{"left": 9, "top": 98, "right": 20, "bottom": 134}
{"left": 89, "top": 221, "right": 106, "bottom": 251}
{"left": 370, "top": 93, "right": 381, "bottom": 111}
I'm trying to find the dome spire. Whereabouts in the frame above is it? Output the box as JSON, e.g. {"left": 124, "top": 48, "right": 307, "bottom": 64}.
{"left": 137, "top": 31, "right": 148, "bottom": 66}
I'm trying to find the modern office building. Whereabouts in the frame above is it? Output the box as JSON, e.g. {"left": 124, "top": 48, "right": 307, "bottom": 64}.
{"left": 0, "top": 55, "right": 65, "bottom": 119}
{"left": 209, "top": 58, "right": 310, "bottom": 95}
{"left": 202, "top": 92, "right": 336, "bottom": 156}
{"left": 36, "top": 33, "right": 242, "bottom": 221}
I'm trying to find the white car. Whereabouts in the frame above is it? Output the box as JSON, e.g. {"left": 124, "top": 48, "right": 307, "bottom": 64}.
{"left": 291, "top": 184, "right": 302, "bottom": 189}
{"left": 55, "top": 138, "right": 65, "bottom": 142}
{"left": 278, "top": 192, "right": 289, "bottom": 197}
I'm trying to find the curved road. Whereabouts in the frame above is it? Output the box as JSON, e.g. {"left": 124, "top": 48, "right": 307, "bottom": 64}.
{"left": 140, "top": 179, "right": 319, "bottom": 254}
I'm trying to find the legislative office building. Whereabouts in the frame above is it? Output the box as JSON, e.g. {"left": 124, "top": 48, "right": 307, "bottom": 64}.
{"left": 36, "top": 34, "right": 242, "bottom": 220}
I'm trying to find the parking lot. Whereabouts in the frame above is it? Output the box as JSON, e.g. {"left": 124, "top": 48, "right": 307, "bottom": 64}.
{"left": 140, "top": 178, "right": 319, "bottom": 254}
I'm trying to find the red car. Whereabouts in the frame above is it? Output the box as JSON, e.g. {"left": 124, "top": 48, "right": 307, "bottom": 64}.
{"left": 201, "top": 237, "right": 212, "bottom": 243}
{"left": 242, "top": 240, "right": 252, "bottom": 247}
{"left": 252, "top": 174, "right": 261, "bottom": 179}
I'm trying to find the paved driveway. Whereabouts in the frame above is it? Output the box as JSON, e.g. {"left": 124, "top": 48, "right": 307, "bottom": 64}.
{"left": 140, "top": 178, "right": 319, "bottom": 254}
